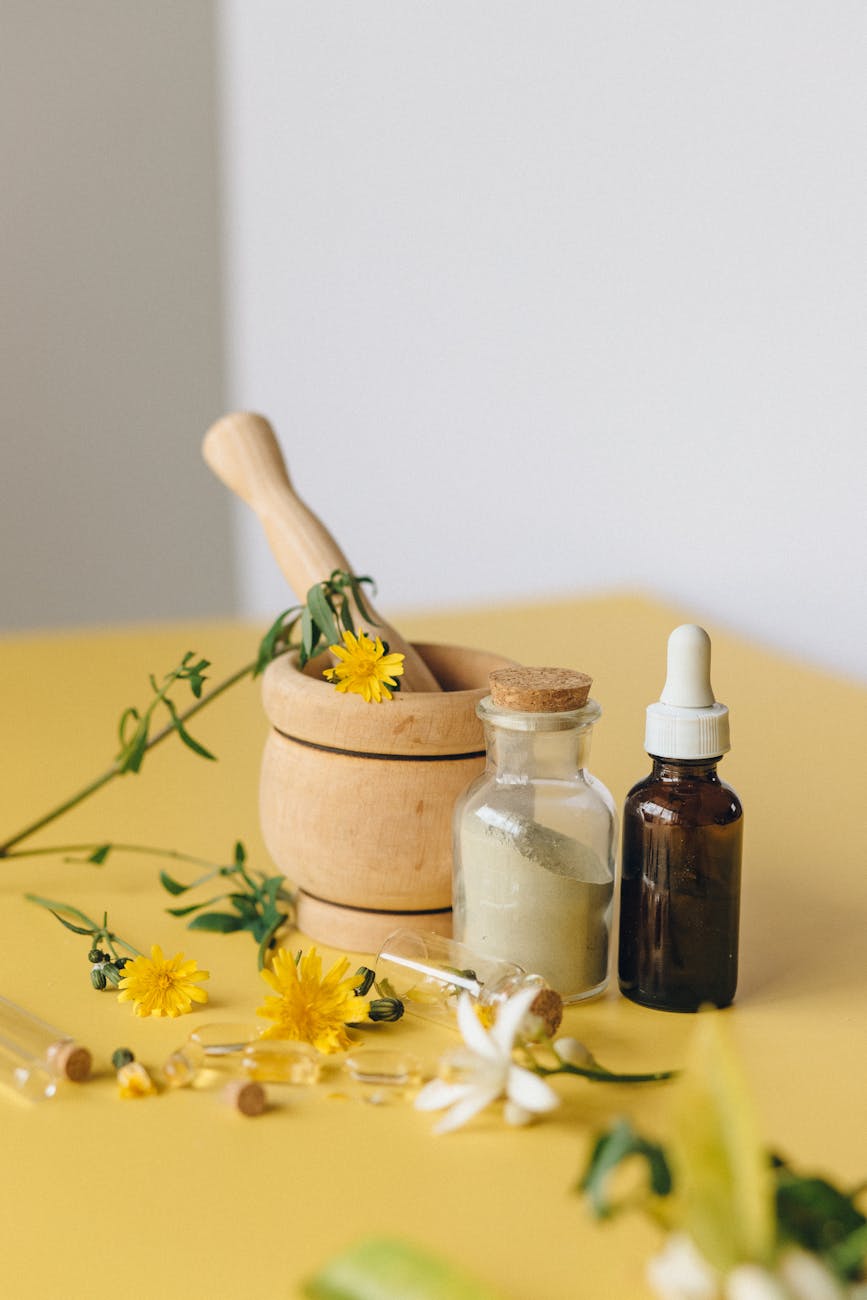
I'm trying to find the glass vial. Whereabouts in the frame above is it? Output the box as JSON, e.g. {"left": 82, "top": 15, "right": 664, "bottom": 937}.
{"left": 453, "top": 667, "right": 616, "bottom": 1003}
{"left": 618, "top": 625, "right": 743, "bottom": 1012}
{"left": 376, "top": 928, "right": 544, "bottom": 1025}
{"left": 163, "top": 1023, "right": 261, "bottom": 1088}
{"left": 0, "top": 995, "right": 91, "bottom": 1084}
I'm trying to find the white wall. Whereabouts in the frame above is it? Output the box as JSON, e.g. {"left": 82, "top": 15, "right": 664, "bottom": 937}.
{"left": 1, "top": 1, "right": 235, "bottom": 631}
{"left": 218, "top": 1, "right": 866, "bottom": 681}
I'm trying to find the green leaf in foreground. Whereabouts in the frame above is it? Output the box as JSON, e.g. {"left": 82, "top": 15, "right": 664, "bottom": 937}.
{"left": 579, "top": 1119, "right": 673, "bottom": 1220}
{"left": 187, "top": 912, "right": 247, "bottom": 934}
{"left": 303, "top": 1236, "right": 506, "bottom": 1300}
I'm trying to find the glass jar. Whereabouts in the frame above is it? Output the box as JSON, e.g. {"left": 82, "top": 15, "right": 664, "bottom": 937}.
{"left": 453, "top": 668, "right": 616, "bottom": 1003}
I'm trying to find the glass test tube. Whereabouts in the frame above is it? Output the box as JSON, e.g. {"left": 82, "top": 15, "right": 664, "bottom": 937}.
{"left": 375, "top": 929, "right": 544, "bottom": 1027}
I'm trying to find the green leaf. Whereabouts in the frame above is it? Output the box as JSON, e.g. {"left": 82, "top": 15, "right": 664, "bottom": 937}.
{"left": 349, "top": 574, "right": 379, "bottom": 628}
{"left": 179, "top": 653, "right": 210, "bottom": 698}
{"left": 254, "top": 606, "right": 301, "bottom": 676}
{"left": 163, "top": 698, "right": 216, "bottom": 762}
{"left": 48, "top": 909, "right": 96, "bottom": 937}
{"left": 303, "top": 1236, "right": 506, "bottom": 1300}
{"left": 339, "top": 594, "right": 354, "bottom": 636}
{"left": 774, "top": 1162, "right": 867, "bottom": 1280}
{"left": 301, "top": 605, "right": 315, "bottom": 659}
{"left": 88, "top": 844, "right": 112, "bottom": 865}
{"left": 578, "top": 1119, "right": 673, "bottom": 1219}
{"left": 228, "top": 894, "right": 260, "bottom": 922}
{"left": 187, "top": 911, "right": 246, "bottom": 933}
{"left": 166, "top": 896, "right": 226, "bottom": 917}
{"left": 668, "top": 1011, "right": 775, "bottom": 1273}
{"left": 306, "top": 582, "right": 340, "bottom": 648}
{"left": 159, "top": 870, "right": 190, "bottom": 896}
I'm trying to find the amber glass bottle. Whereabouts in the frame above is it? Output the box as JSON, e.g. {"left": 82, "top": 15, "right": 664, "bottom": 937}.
{"left": 617, "top": 625, "right": 743, "bottom": 1013}
{"left": 618, "top": 757, "right": 742, "bottom": 1011}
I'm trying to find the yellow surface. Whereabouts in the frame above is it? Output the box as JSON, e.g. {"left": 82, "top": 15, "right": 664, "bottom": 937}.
{"left": 0, "top": 594, "right": 865, "bottom": 1299}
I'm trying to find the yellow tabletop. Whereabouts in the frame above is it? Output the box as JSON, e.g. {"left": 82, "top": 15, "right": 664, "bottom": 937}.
{"left": 1, "top": 594, "right": 864, "bottom": 1299}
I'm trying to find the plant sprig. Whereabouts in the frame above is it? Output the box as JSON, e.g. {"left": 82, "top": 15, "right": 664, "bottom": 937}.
{"left": 26, "top": 895, "right": 142, "bottom": 989}
{"left": 255, "top": 569, "right": 379, "bottom": 675}
{"left": 579, "top": 1121, "right": 867, "bottom": 1285}
{"left": 158, "top": 840, "right": 293, "bottom": 970}
{"left": 0, "top": 569, "right": 369, "bottom": 862}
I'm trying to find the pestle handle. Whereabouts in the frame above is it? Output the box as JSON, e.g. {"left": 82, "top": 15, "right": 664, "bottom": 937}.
{"left": 203, "top": 412, "right": 441, "bottom": 692}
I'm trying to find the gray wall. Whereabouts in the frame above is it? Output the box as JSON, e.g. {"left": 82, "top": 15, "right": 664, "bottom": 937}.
{"left": 1, "top": 1, "right": 236, "bottom": 630}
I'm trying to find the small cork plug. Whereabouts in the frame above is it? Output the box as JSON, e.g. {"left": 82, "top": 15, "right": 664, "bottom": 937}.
{"left": 489, "top": 667, "right": 592, "bottom": 713}
{"left": 224, "top": 1079, "right": 267, "bottom": 1117}
{"left": 529, "top": 988, "right": 564, "bottom": 1039}
{"left": 48, "top": 1041, "right": 92, "bottom": 1082}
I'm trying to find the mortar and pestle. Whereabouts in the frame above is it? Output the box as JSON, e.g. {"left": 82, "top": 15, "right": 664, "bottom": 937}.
{"left": 203, "top": 413, "right": 514, "bottom": 952}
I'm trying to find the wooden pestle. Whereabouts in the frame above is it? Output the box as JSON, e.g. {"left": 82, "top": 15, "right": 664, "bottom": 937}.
{"left": 202, "top": 412, "right": 441, "bottom": 692}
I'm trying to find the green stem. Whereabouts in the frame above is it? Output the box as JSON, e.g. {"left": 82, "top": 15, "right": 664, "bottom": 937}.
{"left": 25, "top": 893, "right": 144, "bottom": 957}
{"left": 0, "top": 660, "right": 256, "bottom": 858}
{"left": 534, "top": 1062, "right": 677, "bottom": 1084}
{"left": 3, "top": 843, "right": 222, "bottom": 870}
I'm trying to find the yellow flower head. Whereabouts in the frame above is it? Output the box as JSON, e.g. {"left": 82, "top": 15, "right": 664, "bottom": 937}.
{"left": 322, "top": 629, "right": 405, "bottom": 703}
{"left": 117, "top": 944, "right": 209, "bottom": 1018}
{"left": 116, "top": 1061, "right": 157, "bottom": 1099}
{"left": 256, "top": 946, "right": 369, "bottom": 1054}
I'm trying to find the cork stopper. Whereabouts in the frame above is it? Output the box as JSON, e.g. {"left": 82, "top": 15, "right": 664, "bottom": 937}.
{"left": 48, "top": 1040, "right": 92, "bottom": 1082}
{"left": 224, "top": 1079, "right": 267, "bottom": 1116}
{"left": 529, "top": 988, "right": 564, "bottom": 1039}
{"left": 489, "top": 667, "right": 592, "bottom": 713}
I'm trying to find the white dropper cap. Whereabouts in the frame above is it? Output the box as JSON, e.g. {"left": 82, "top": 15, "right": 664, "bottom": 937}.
{"left": 644, "top": 625, "right": 730, "bottom": 760}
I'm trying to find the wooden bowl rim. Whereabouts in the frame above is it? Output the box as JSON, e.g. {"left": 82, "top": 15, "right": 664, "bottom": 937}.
{"left": 261, "top": 641, "right": 516, "bottom": 755}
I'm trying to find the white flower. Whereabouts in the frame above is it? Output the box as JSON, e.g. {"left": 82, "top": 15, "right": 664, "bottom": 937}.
{"left": 414, "top": 986, "right": 559, "bottom": 1135}
{"left": 647, "top": 1233, "right": 721, "bottom": 1300}
{"left": 648, "top": 1237, "right": 850, "bottom": 1300}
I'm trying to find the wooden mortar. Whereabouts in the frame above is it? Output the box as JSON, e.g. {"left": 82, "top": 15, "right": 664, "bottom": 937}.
{"left": 260, "top": 641, "right": 515, "bottom": 952}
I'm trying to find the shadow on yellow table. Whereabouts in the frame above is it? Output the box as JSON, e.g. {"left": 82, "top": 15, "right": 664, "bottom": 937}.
{"left": 0, "top": 593, "right": 864, "bottom": 1299}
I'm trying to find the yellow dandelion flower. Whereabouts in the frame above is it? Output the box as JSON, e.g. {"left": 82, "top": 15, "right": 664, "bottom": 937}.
{"left": 117, "top": 944, "right": 209, "bottom": 1018}
{"left": 322, "top": 629, "right": 405, "bottom": 703}
{"left": 256, "top": 945, "right": 369, "bottom": 1054}
{"left": 117, "top": 1061, "right": 157, "bottom": 1099}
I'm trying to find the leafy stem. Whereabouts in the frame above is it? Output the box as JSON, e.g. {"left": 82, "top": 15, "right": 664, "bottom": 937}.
{"left": 25, "top": 894, "right": 143, "bottom": 959}
{"left": 0, "top": 657, "right": 256, "bottom": 858}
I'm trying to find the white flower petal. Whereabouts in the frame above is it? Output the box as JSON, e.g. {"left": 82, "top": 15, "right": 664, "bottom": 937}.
{"left": 777, "top": 1251, "right": 844, "bottom": 1300}
{"left": 504, "top": 1100, "right": 534, "bottom": 1126}
{"left": 647, "top": 1234, "right": 719, "bottom": 1300}
{"left": 456, "top": 992, "right": 500, "bottom": 1061}
{"left": 414, "top": 1079, "right": 470, "bottom": 1112}
{"left": 506, "top": 1065, "right": 560, "bottom": 1114}
{"left": 433, "top": 1082, "right": 502, "bottom": 1135}
{"left": 725, "top": 1265, "right": 789, "bottom": 1300}
{"left": 490, "top": 985, "right": 541, "bottom": 1055}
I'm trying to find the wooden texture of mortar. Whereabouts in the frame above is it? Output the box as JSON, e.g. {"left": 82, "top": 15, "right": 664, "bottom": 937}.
{"left": 259, "top": 642, "right": 515, "bottom": 946}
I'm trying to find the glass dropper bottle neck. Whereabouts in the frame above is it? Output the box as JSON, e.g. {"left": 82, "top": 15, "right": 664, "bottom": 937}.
{"left": 649, "top": 756, "right": 722, "bottom": 781}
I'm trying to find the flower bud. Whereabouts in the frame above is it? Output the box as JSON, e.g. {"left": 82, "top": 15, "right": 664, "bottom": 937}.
{"left": 90, "top": 966, "right": 107, "bottom": 990}
{"left": 354, "top": 966, "right": 375, "bottom": 997}
{"left": 88, "top": 947, "right": 106, "bottom": 963}
{"left": 367, "top": 997, "right": 405, "bottom": 1023}
{"left": 112, "top": 1047, "right": 135, "bottom": 1070}
{"left": 103, "top": 964, "right": 121, "bottom": 987}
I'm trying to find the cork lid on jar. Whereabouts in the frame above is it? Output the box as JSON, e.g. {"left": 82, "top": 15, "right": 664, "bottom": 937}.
{"left": 488, "top": 667, "right": 592, "bottom": 713}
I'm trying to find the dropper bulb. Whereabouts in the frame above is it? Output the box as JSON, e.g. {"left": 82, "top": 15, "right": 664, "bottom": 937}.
{"left": 660, "top": 625, "right": 715, "bottom": 708}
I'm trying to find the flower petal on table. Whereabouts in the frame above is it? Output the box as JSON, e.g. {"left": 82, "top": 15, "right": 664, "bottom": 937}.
{"left": 456, "top": 993, "right": 500, "bottom": 1060}
{"left": 507, "top": 1065, "right": 559, "bottom": 1114}
{"left": 490, "top": 985, "right": 542, "bottom": 1055}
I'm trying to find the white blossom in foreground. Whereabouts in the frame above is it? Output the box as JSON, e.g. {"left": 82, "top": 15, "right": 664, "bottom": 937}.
{"left": 414, "top": 986, "right": 559, "bottom": 1135}
{"left": 648, "top": 1235, "right": 852, "bottom": 1300}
